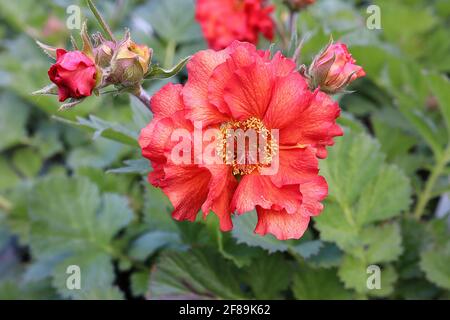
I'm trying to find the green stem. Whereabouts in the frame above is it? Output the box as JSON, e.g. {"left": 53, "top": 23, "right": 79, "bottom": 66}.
{"left": 132, "top": 85, "right": 151, "bottom": 110}
{"left": 86, "top": 0, "right": 115, "bottom": 41}
{"left": 414, "top": 145, "right": 450, "bottom": 219}
{"left": 275, "top": 19, "right": 289, "bottom": 51}
{"left": 164, "top": 40, "right": 176, "bottom": 69}
{"left": 288, "top": 11, "right": 298, "bottom": 37}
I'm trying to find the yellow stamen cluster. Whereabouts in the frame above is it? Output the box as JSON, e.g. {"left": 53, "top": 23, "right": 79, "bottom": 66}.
{"left": 216, "top": 117, "right": 278, "bottom": 175}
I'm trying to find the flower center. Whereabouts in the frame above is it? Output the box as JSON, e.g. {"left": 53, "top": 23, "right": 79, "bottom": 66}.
{"left": 216, "top": 117, "right": 278, "bottom": 175}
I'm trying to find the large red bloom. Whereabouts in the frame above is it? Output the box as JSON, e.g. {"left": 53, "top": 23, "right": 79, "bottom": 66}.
{"left": 195, "top": 0, "right": 274, "bottom": 50}
{"left": 48, "top": 49, "right": 97, "bottom": 102}
{"left": 139, "top": 41, "right": 342, "bottom": 240}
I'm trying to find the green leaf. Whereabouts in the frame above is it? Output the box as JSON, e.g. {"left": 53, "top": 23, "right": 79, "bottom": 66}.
{"left": 306, "top": 243, "right": 343, "bottom": 269}
{"left": 372, "top": 115, "right": 417, "bottom": 160}
{"left": 129, "top": 231, "right": 182, "bottom": 260}
{"left": 427, "top": 73, "right": 450, "bottom": 138}
{"left": 145, "top": 56, "right": 190, "bottom": 81}
{"left": 416, "top": 217, "right": 450, "bottom": 291}
{"left": 396, "top": 94, "right": 444, "bottom": 158}
{"left": 244, "top": 253, "right": 291, "bottom": 299}
{"left": 338, "top": 255, "right": 397, "bottom": 297}
{"left": 30, "top": 123, "right": 64, "bottom": 158}
{"left": 420, "top": 244, "right": 450, "bottom": 290}
{"left": 360, "top": 223, "right": 403, "bottom": 264}
{"left": 130, "top": 96, "right": 153, "bottom": 130}
{"left": 0, "top": 279, "right": 56, "bottom": 300}
{"left": 107, "top": 159, "right": 150, "bottom": 175}
{"left": 354, "top": 165, "right": 411, "bottom": 225}
{"left": 0, "top": 158, "right": 20, "bottom": 191}
{"left": 130, "top": 271, "right": 150, "bottom": 298}
{"left": 12, "top": 148, "right": 42, "bottom": 178}
{"left": 231, "top": 210, "right": 289, "bottom": 253}
{"left": 290, "top": 240, "right": 324, "bottom": 259}
{"left": 0, "top": 93, "right": 29, "bottom": 151}
{"left": 140, "top": 0, "right": 202, "bottom": 43}
{"left": 316, "top": 131, "right": 411, "bottom": 249}
{"left": 293, "top": 265, "right": 352, "bottom": 300}
{"left": 314, "top": 202, "right": 360, "bottom": 251}
{"left": 27, "top": 176, "right": 133, "bottom": 299}
{"left": 205, "top": 213, "right": 260, "bottom": 268}
{"left": 143, "top": 184, "right": 175, "bottom": 232}
{"left": 396, "top": 217, "right": 428, "bottom": 280}
{"left": 149, "top": 249, "right": 245, "bottom": 299}
{"left": 68, "top": 138, "right": 126, "bottom": 170}
{"left": 51, "top": 251, "right": 120, "bottom": 299}
{"left": 53, "top": 115, "right": 139, "bottom": 147}
{"left": 321, "top": 131, "right": 385, "bottom": 208}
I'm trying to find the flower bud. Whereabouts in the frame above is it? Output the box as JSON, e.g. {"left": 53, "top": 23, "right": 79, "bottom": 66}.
{"left": 308, "top": 42, "right": 365, "bottom": 94}
{"left": 283, "top": 0, "right": 315, "bottom": 10}
{"left": 48, "top": 49, "right": 97, "bottom": 102}
{"left": 108, "top": 34, "right": 152, "bottom": 87}
{"left": 92, "top": 33, "right": 116, "bottom": 68}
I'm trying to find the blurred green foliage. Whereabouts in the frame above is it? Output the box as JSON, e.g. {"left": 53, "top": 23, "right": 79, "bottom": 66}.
{"left": 0, "top": 0, "right": 449, "bottom": 300}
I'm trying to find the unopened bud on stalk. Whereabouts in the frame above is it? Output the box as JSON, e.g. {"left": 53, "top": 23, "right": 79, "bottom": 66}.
{"left": 108, "top": 31, "right": 152, "bottom": 87}
{"left": 93, "top": 33, "right": 116, "bottom": 68}
{"left": 306, "top": 41, "right": 366, "bottom": 94}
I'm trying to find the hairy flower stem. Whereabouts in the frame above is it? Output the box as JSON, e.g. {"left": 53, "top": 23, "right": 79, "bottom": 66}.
{"left": 133, "top": 86, "right": 151, "bottom": 110}
{"left": 164, "top": 40, "right": 176, "bottom": 69}
{"left": 288, "top": 12, "right": 298, "bottom": 37}
{"left": 275, "top": 20, "right": 290, "bottom": 51}
{"left": 86, "top": 0, "right": 115, "bottom": 41}
{"left": 414, "top": 145, "right": 450, "bottom": 219}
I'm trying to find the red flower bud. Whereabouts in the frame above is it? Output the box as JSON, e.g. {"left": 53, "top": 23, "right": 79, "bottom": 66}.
{"left": 48, "top": 49, "right": 97, "bottom": 102}
{"left": 309, "top": 42, "right": 366, "bottom": 94}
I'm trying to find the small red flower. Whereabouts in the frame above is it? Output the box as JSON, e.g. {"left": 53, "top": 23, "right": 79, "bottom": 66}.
{"left": 139, "top": 41, "right": 342, "bottom": 240}
{"left": 195, "top": 0, "right": 274, "bottom": 50}
{"left": 48, "top": 49, "right": 97, "bottom": 102}
{"left": 309, "top": 42, "right": 366, "bottom": 94}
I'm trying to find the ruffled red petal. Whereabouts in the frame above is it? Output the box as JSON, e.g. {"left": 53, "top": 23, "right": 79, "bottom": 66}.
{"left": 266, "top": 147, "right": 319, "bottom": 188}
{"left": 262, "top": 72, "right": 310, "bottom": 130}
{"left": 299, "top": 176, "right": 328, "bottom": 217}
{"left": 158, "top": 164, "right": 212, "bottom": 222}
{"left": 150, "top": 83, "right": 184, "bottom": 119}
{"left": 254, "top": 207, "right": 310, "bottom": 240}
{"left": 231, "top": 175, "right": 302, "bottom": 214}
{"left": 183, "top": 49, "right": 232, "bottom": 127}
{"left": 201, "top": 165, "right": 238, "bottom": 231}
{"left": 280, "top": 90, "right": 343, "bottom": 158}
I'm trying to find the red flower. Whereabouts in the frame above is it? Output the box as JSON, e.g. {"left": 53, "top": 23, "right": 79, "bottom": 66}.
{"left": 195, "top": 0, "right": 274, "bottom": 50}
{"left": 309, "top": 42, "right": 366, "bottom": 94}
{"left": 139, "top": 41, "right": 342, "bottom": 240}
{"left": 48, "top": 49, "right": 97, "bottom": 102}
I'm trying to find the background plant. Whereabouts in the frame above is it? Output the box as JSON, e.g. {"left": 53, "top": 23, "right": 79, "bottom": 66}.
{"left": 0, "top": 0, "right": 449, "bottom": 299}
